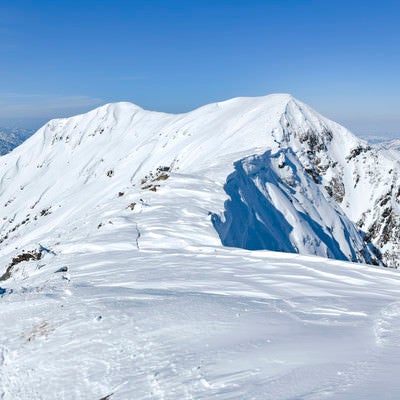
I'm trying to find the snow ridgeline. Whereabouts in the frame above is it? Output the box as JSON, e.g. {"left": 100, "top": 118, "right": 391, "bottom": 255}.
{"left": 0, "top": 94, "right": 400, "bottom": 398}
{"left": 0, "top": 93, "right": 398, "bottom": 267}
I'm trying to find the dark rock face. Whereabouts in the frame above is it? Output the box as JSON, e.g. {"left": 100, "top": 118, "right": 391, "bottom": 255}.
{"left": 325, "top": 177, "right": 345, "bottom": 204}
{"left": 360, "top": 186, "right": 400, "bottom": 267}
{"left": 0, "top": 250, "right": 42, "bottom": 281}
{"left": 274, "top": 100, "right": 400, "bottom": 268}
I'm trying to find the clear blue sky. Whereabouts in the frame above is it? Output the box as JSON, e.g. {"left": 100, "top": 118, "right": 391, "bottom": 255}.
{"left": 0, "top": 0, "right": 399, "bottom": 137}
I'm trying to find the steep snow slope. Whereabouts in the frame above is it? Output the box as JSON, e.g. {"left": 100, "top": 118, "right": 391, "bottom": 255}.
{"left": 272, "top": 100, "right": 399, "bottom": 267}
{"left": 211, "top": 148, "right": 373, "bottom": 263}
{"left": 0, "top": 94, "right": 397, "bottom": 266}
{"left": 1, "top": 94, "right": 400, "bottom": 398}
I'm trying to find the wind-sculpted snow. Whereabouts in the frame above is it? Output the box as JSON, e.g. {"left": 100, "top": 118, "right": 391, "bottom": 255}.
{"left": 212, "top": 149, "right": 375, "bottom": 263}
{"left": 1, "top": 94, "right": 400, "bottom": 398}
{"left": 2, "top": 233, "right": 400, "bottom": 399}
{"left": 212, "top": 151, "right": 298, "bottom": 253}
{"left": 0, "top": 94, "right": 397, "bottom": 266}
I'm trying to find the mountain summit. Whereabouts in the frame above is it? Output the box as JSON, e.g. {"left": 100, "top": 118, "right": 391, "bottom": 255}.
{"left": 1, "top": 94, "right": 400, "bottom": 399}
{"left": 0, "top": 94, "right": 398, "bottom": 268}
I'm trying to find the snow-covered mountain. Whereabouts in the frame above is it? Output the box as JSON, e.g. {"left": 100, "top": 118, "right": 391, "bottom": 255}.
{"left": 361, "top": 135, "right": 400, "bottom": 158}
{"left": 0, "top": 94, "right": 398, "bottom": 267}
{"left": 1, "top": 94, "right": 400, "bottom": 399}
{"left": 371, "top": 138, "right": 400, "bottom": 159}
{"left": 0, "top": 127, "right": 33, "bottom": 156}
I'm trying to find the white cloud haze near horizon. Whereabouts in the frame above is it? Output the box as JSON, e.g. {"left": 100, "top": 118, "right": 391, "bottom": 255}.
{"left": 0, "top": 93, "right": 103, "bottom": 128}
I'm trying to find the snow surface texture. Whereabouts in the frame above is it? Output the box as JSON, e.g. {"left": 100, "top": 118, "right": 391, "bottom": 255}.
{"left": 1, "top": 94, "right": 400, "bottom": 398}
{"left": 0, "top": 94, "right": 397, "bottom": 266}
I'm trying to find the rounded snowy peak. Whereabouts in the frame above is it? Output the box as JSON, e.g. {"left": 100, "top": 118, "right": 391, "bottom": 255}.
{"left": 83, "top": 101, "right": 144, "bottom": 118}
{"left": 88, "top": 93, "right": 296, "bottom": 118}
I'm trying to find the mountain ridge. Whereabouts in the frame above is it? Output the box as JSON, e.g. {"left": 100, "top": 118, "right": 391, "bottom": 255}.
{"left": 1, "top": 93, "right": 400, "bottom": 398}
{"left": 0, "top": 93, "right": 398, "bottom": 267}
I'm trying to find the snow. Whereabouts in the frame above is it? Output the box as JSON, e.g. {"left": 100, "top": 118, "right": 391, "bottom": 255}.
{"left": 0, "top": 94, "right": 400, "bottom": 398}
{"left": 2, "top": 235, "right": 400, "bottom": 398}
{"left": 211, "top": 148, "right": 371, "bottom": 262}
{"left": 368, "top": 138, "right": 400, "bottom": 161}
{"left": 1, "top": 94, "right": 398, "bottom": 264}
{"left": 0, "top": 127, "right": 33, "bottom": 156}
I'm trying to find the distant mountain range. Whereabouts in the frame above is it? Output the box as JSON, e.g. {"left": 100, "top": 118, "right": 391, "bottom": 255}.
{"left": 371, "top": 138, "right": 400, "bottom": 153}
{"left": 0, "top": 127, "right": 34, "bottom": 156}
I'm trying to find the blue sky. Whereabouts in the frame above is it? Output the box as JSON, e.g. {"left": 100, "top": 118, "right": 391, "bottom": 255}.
{"left": 0, "top": 0, "right": 399, "bottom": 137}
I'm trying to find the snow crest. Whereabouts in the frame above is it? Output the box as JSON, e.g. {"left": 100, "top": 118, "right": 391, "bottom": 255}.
{"left": 0, "top": 94, "right": 398, "bottom": 266}
{"left": 1, "top": 94, "right": 400, "bottom": 398}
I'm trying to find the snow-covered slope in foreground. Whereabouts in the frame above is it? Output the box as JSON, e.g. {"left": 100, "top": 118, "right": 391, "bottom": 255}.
{"left": 2, "top": 237, "right": 400, "bottom": 399}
